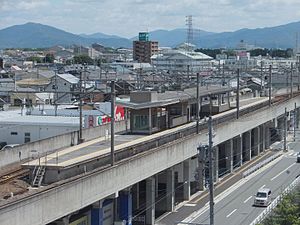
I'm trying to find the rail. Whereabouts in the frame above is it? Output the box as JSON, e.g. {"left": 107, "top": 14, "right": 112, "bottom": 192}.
{"left": 0, "top": 169, "right": 29, "bottom": 185}
{"left": 249, "top": 175, "right": 300, "bottom": 225}
{"left": 29, "top": 95, "right": 296, "bottom": 173}
{"left": 0, "top": 93, "right": 298, "bottom": 210}
{"left": 112, "top": 97, "right": 281, "bottom": 165}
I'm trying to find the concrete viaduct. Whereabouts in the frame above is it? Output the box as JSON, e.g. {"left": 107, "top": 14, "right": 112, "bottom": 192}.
{"left": 0, "top": 96, "right": 299, "bottom": 225}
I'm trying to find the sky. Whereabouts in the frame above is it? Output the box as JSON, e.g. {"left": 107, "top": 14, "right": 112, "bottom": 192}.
{"left": 1, "top": 0, "right": 300, "bottom": 38}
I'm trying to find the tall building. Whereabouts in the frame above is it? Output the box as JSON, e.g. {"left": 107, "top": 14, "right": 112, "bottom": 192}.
{"left": 133, "top": 32, "right": 158, "bottom": 63}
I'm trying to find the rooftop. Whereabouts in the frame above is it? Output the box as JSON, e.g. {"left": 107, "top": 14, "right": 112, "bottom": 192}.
{"left": 117, "top": 86, "right": 232, "bottom": 109}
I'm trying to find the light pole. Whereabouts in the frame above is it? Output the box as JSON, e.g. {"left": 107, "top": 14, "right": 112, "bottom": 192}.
{"left": 208, "top": 116, "right": 214, "bottom": 225}
{"left": 236, "top": 68, "right": 240, "bottom": 119}
{"left": 111, "top": 80, "right": 115, "bottom": 166}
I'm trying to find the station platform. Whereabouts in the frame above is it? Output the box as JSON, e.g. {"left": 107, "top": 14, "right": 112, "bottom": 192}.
{"left": 24, "top": 97, "right": 269, "bottom": 169}
{"left": 22, "top": 97, "right": 270, "bottom": 184}
{"left": 23, "top": 134, "right": 147, "bottom": 168}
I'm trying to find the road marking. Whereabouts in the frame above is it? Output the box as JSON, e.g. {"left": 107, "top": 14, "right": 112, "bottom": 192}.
{"left": 270, "top": 163, "right": 296, "bottom": 181}
{"left": 226, "top": 209, "right": 237, "bottom": 218}
{"left": 260, "top": 184, "right": 266, "bottom": 189}
{"left": 185, "top": 203, "right": 197, "bottom": 207}
{"left": 180, "top": 154, "right": 283, "bottom": 224}
{"left": 243, "top": 196, "right": 253, "bottom": 203}
{"left": 289, "top": 153, "right": 293, "bottom": 156}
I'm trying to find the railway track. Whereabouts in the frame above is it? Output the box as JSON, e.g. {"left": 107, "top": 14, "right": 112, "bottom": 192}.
{"left": 0, "top": 169, "right": 29, "bottom": 185}
{"left": 0, "top": 93, "right": 296, "bottom": 187}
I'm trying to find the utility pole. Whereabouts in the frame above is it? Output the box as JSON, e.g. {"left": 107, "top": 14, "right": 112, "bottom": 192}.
{"left": 291, "top": 63, "right": 294, "bottom": 98}
{"left": 222, "top": 62, "right": 225, "bottom": 86}
{"left": 208, "top": 116, "right": 214, "bottom": 225}
{"left": 294, "top": 103, "right": 297, "bottom": 141}
{"left": 111, "top": 81, "right": 115, "bottom": 166}
{"left": 298, "top": 61, "right": 300, "bottom": 91}
{"left": 269, "top": 65, "right": 272, "bottom": 107}
{"left": 260, "top": 61, "right": 263, "bottom": 96}
{"left": 236, "top": 68, "right": 240, "bottom": 119}
{"left": 284, "top": 107, "right": 287, "bottom": 152}
{"left": 54, "top": 68, "right": 58, "bottom": 116}
{"left": 196, "top": 73, "right": 200, "bottom": 134}
{"left": 79, "top": 70, "right": 83, "bottom": 143}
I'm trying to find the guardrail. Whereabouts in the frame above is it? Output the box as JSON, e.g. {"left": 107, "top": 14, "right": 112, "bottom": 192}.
{"left": 249, "top": 175, "right": 300, "bottom": 225}
{"left": 242, "top": 153, "right": 282, "bottom": 178}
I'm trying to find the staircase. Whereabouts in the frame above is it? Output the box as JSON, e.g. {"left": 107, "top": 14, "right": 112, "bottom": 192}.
{"left": 32, "top": 166, "right": 45, "bottom": 187}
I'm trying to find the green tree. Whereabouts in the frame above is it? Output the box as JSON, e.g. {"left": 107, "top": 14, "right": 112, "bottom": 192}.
{"left": 73, "top": 55, "right": 93, "bottom": 65}
{"left": 45, "top": 53, "right": 55, "bottom": 63}
{"left": 250, "top": 48, "right": 269, "bottom": 57}
{"left": 262, "top": 189, "right": 300, "bottom": 225}
{"left": 26, "top": 56, "right": 42, "bottom": 63}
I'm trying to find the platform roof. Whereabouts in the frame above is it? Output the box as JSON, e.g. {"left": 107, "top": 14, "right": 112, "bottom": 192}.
{"left": 117, "top": 86, "right": 233, "bottom": 110}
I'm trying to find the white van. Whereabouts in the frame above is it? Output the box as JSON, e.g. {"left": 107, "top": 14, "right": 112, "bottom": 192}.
{"left": 253, "top": 188, "right": 272, "bottom": 207}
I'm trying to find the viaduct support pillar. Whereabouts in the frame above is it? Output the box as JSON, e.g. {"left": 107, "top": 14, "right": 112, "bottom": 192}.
{"left": 214, "top": 146, "right": 219, "bottom": 182}
{"left": 265, "top": 122, "right": 271, "bottom": 149}
{"left": 237, "top": 135, "right": 243, "bottom": 166}
{"left": 260, "top": 125, "right": 265, "bottom": 153}
{"left": 198, "top": 160, "right": 205, "bottom": 191}
{"left": 166, "top": 168, "right": 174, "bottom": 212}
{"left": 277, "top": 117, "right": 284, "bottom": 141}
{"left": 252, "top": 127, "right": 260, "bottom": 157}
{"left": 225, "top": 139, "right": 233, "bottom": 173}
{"left": 243, "top": 131, "right": 251, "bottom": 162}
{"left": 91, "top": 200, "right": 104, "bottom": 225}
{"left": 183, "top": 159, "right": 191, "bottom": 201}
{"left": 118, "top": 191, "right": 132, "bottom": 225}
{"left": 146, "top": 177, "right": 155, "bottom": 225}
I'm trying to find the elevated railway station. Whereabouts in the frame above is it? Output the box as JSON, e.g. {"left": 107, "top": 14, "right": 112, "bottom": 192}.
{"left": 1, "top": 89, "right": 300, "bottom": 225}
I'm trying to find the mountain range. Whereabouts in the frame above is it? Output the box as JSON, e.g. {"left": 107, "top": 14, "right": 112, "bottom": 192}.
{"left": 0, "top": 21, "right": 300, "bottom": 49}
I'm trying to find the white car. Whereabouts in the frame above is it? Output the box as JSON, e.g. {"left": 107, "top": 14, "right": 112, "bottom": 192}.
{"left": 253, "top": 188, "right": 272, "bottom": 207}
{"left": 1, "top": 144, "right": 20, "bottom": 151}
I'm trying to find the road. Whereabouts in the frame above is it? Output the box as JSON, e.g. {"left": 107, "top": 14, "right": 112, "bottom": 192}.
{"left": 176, "top": 138, "right": 300, "bottom": 225}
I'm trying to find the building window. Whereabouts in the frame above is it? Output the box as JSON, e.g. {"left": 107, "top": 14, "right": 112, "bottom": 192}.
{"left": 24, "top": 132, "right": 31, "bottom": 143}
{"left": 13, "top": 99, "right": 22, "bottom": 106}
{"left": 133, "top": 115, "right": 149, "bottom": 131}
{"left": 11, "top": 132, "right": 18, "bottom": 135}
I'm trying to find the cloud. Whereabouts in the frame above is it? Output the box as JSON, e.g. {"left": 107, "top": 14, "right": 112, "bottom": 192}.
{"left": 0, "top": 0, "right": 48, "bottom": 11}
{"left": 0, "top": 0, "right": 299, "bottom": 37}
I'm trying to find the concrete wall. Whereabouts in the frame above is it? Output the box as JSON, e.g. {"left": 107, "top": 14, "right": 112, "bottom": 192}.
{"left": 0, "top": 124, "right": 78, "bottom": 145}
{"left": 1, "top": 97, "right": 300, "bottom": 225}
{"left": 170, "top": 115, "right": 187, "bottom": 128}
{"left": 0, "top": 120, "right": 127, "bottom": 169}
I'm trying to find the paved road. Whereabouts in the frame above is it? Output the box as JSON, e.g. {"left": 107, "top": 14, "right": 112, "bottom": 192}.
{"left": 183, "top": 141, "right": 300, "bottom": 225}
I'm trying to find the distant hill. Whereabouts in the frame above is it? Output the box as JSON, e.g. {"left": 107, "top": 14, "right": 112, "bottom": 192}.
{"left": 197, "top": 21, "right": 300, "bottom": 49}
{"left": 131, "top": 28, "right": 215, "bottom": 47}
{"left": 0, "top": 22, "right": 132, "bottom": 49}
{"left": 1, "top": 21, "right": 300, "bottom": 49}
{"left": 79, "top": 32, "right": 123, "bottom": 40}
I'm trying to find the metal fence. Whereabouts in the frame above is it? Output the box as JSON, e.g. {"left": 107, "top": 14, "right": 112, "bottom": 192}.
{"left": 249, "top": 175, "right": 300, "bottom": 225}
{"left": 242, "top": 153, "right": 282, "bottom": 178}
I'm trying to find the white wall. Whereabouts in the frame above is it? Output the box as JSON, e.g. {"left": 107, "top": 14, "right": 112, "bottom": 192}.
{"left": 0, "top": 120, "right": 127, "bottom": 168}
{"left": 0, "top": 124, "right": 78, "bottom": 145}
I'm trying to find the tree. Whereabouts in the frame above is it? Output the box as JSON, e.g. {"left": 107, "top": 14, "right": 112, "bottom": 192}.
{"left": 262, "top": 189, "right": 300, "bottom": 225}
{"left": 73, "top": 55, "right": 93, "bottom": 65}
{"left": 26, "top": 56, "right": 42, "bottom": 63}
{"left": 45, "top": 53, "right": 55, "bottom": 63}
